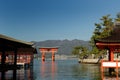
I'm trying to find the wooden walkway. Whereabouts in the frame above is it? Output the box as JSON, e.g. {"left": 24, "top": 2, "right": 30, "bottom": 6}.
{"left": 101, "top": 60, "right": 120, "bottom": 80}
{"left": 103, "top": 77, "right": 120, "bottom": 80}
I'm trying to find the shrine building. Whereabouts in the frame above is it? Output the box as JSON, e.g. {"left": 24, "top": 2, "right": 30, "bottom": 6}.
{"left": 0, "top": 34, "right": 36, "bottom": 80}
{"left": 95, "top": 22, "right": 120, "bottom": 79}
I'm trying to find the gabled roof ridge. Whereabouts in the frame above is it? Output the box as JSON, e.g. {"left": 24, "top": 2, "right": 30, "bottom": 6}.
{"left": 0, "top": 34, "right": 33, "bottom": 45}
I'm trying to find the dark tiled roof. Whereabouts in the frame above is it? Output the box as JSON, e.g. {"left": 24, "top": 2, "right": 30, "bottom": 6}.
{"left": 95, "top": 24, "right": 120, "bottom": 43}
{"left": 0, "top": 34, "right": 33, "bottom": 46}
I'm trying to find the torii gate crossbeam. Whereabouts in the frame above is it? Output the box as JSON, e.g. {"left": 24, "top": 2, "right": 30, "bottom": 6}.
{"left": 39, "top": 47, "right": 58, "bottom": 61}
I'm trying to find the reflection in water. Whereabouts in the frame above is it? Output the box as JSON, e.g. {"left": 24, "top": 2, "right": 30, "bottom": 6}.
{"left": 40, "top": 61, "right": 57, "bottom": 80}
{"left": 51, "top": 61, "right": 56, "bottom": 80}
{"left": 37, "top": 59, "right": 102, "bottom": 80}
{"left": 71, "top": 64, "right": 101, "bottom": 80}
{"left": 41, "top": 61, "right": 45, "bottom": 78}
{"left": 0, "top": 66, "right": 33, "bottom": 80}
{"left": 3, "top": 59, "right": 119, "bottom": 80}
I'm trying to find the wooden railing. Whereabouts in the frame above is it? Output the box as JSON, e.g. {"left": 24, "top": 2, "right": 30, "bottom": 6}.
{"left": 0, "top": 55, "right": 32, "bottom": 64}
{"left": 101, "top": 59, "right": 120, "bottom": 80}
{"left": 101, "top": 59, "right": 120, "bottom": 70}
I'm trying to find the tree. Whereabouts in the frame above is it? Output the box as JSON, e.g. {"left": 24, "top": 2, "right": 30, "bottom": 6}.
{"left": 115, "top": 12, "right": 120, "bottom": 21}
{"left": 72, "top": 46, "right": 89, "bottom": 59}
{"left": 90, "top": 13, "right": 120, "bottom": 57}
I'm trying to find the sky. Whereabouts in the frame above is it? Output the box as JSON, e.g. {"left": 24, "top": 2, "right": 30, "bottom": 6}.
{"left": 0, "top": 0, "right": 120, "bottom": 42}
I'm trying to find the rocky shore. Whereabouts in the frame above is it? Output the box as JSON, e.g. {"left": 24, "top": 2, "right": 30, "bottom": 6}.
{"left": 78, "top": 59, "right": 101, "bottom": 64}
{"left": 79, "top": 58, "right": 120, "bottom": 64}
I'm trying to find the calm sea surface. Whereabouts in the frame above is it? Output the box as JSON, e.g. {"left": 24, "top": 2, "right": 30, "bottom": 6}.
{"left": 33, "top": 59, "right": 101, "bottom": 80}
{"left": 0, "top": 59, "right": 101, "bottom": 80}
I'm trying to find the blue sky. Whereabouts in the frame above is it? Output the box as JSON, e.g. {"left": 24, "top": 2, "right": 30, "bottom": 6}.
{"left": 0, "top": 0, "right": 120, "bottom": 41}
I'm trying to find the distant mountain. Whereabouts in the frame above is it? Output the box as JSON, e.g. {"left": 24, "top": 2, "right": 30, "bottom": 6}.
{"left": 33, "top": 39, "right": 91, "bottom": 55}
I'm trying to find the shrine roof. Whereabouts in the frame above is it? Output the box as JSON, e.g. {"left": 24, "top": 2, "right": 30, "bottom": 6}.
{"left": 0, "top": 34, "right": 33, "bottom": 46}
{"left": 0, "top": 34, "right": 37, "bottom": 54}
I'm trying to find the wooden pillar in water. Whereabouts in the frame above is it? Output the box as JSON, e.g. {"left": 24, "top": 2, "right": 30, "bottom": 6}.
{"left": 13, "top": 49, "right": 17, "bottom": 80}
{"left": 1, "top": 50, "right": 6, "bottom": 80}
{"left": 42, "top": 51, "right": 45, "bottom": 61}
{"left": 52, "top": 50, "right": 55, "bottom": 61}
{"left": 30, "top": 54, "right": 34, "bottom": 80}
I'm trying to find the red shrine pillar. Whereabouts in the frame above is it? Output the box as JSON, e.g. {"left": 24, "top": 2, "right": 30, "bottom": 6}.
{"left": 109, "top": 48, "right": 115, "bottom": 74}
{"left": 109, "top": 48, "right": 114, "bottom": 61}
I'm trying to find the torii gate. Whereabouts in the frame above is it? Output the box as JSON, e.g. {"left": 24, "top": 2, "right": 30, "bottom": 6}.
{"left": 39, "top": 47, "right": 58, "bottom": 61}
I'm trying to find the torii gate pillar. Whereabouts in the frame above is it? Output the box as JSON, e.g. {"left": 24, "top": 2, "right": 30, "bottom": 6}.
{"left": 39, "top": 47, "right": 58, "bottom": 61}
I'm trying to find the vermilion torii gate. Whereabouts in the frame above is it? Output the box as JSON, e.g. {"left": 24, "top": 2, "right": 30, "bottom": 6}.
{"left": 39, "top": 47, "right": 58, "bottom": 61}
